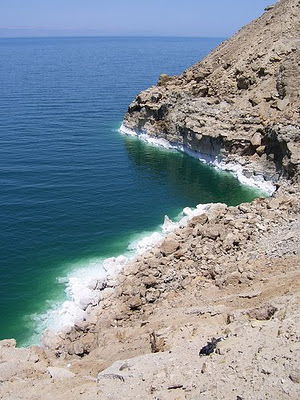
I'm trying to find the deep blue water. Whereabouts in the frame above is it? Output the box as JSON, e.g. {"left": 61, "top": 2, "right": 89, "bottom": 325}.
{"left": 0, "top": 36, "right": 260, "bottom": 346}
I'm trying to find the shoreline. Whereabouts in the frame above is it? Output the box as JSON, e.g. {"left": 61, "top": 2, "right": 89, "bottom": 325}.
{"left": 2, "top": 188, "right": 299, "bottom": 397}
{"left": 34, "top": 123, "right": 270, "bottom": 343}
{"left": 120, "top": 123, "right": 276, "bottom": 196}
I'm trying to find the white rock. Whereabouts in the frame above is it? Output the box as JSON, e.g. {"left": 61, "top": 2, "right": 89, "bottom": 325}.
{"left": 47, "top": 367, "right": 75, "bottom": 380}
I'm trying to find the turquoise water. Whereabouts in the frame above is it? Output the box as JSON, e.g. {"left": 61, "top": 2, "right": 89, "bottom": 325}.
{"left": 0, "top": 37, "right": 261, "bottom": 346}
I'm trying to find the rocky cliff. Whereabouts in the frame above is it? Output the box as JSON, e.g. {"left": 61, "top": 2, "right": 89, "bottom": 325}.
{"left": 123, "top": 0, "right": 300, "bottom": 182}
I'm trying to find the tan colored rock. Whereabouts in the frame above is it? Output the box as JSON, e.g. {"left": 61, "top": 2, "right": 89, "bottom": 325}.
{"left": 127, "top": 295, "right": 142, "bottom": 310}
{"left": 251, "top": 132, "right": 262, "bottom": 147}
{"left": 157, "top": 73, "right": 171, "bottom": 87}
{"left": 256, "top": 145, "right": 266, "bottom": 156}
{"left": 145, "top": 289, "right": 160, "bottom": 303}
{"left": 192, "top": 213, "right": 208, "bottom": 226}
{"left": 289, "top": 369, "right": 300, "bottom": 384}
{"left": 276, "top": 97, "right": 290, "bottom": 110}
{"left": 160, "top": 237, "right": 180, "bottom": 256}
{"left": 143, "top": 275, "right": 157, "bottom": 288}
{"left": 247, "top": 304, "right": 278, "bottom": 320}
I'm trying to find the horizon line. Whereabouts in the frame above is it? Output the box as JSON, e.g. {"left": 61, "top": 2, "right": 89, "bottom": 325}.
{"left": 0, "top": 34, "right": 227, "bottom": 40}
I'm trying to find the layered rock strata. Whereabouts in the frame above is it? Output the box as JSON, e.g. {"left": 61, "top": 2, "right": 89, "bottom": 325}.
{"left": 123, "top": 0, "right": 300, "bottom": 182}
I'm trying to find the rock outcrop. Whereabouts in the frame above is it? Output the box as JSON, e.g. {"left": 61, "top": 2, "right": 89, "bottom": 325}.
{"left": 123, "top": 0, "right": 300, "bottom": 182}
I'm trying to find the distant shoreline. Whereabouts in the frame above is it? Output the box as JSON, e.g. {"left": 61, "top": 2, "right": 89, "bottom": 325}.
{"left": 0, "top": 35, "right": 227, "bottom": 40}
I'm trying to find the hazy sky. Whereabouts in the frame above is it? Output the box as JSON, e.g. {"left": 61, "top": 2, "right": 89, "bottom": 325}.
{"left": 0, "top": 0, "right": 273, "bottom": 38}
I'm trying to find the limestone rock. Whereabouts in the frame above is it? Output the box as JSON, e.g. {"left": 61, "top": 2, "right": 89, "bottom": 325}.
{"left": 47, "top": 367, "right": 75, "bottom": 380}
{"left": 202, "top": 227, "right": 220, "bottom": 240}
{"left": 127, "top": 295, "right": 142, "bottom": 310}
{"left": 289, "top": 369, "right": 300, "bottom": 384}
{"left": 160, "top": 237, "right": 180, "bottom": 256}
{"left": 157, "top": 73, "right": 171, "bottom": 87}
{"left": 251, "top": 132, "right": 262, "bottom": 147}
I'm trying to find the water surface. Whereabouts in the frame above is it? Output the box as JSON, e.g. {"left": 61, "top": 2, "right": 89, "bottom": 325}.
{"left": 0, "top": 36, "right": 260, "bottom": 345}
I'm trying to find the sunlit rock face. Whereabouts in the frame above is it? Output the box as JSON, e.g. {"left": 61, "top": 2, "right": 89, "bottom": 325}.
{"left": 123, "top": 0, "right": 300, "bottom": 182}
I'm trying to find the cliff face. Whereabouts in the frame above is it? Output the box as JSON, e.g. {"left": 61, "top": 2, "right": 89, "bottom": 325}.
{"left": 123, "top": 0, "right": 300, "bottom": 181}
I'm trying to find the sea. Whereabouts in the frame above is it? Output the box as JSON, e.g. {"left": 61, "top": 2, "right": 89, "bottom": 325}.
{"left": 0, "top": 36, "right": 264, "bottom": 346}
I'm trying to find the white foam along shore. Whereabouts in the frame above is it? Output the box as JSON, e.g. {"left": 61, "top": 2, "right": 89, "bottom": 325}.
{"left": 38, "top": 202, "right": 212, "bottom": 338}
{"left": 119, "top": 123, "right": 276, "bottom": 196}
{"left": 38, "top": 122, "right": 275, "bottom": 339}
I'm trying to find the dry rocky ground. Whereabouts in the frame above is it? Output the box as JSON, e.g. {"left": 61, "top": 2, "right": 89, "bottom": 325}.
{"left": 0, "top": 187, "right": 299, "bottom": 399}
{"left": 1, "top": 0, "right": 299, "bottom": 399}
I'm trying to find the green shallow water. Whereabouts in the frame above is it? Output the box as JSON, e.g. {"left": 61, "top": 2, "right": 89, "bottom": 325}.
{"left": 0, "top": 36, "right": 262, "bottom": 346}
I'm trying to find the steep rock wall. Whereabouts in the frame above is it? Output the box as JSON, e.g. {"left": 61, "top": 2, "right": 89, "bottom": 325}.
{"left": 123, "top": 0, "right": 300, "bottom": 182}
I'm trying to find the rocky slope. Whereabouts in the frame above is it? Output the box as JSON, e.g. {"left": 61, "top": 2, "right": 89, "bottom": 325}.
{"left": 0, "top": 190, "right": 299, "bottom": 399}
{"left": 0, "top": 1, "right": 299, "bottom": 399}
{"left": 123, "top": 0, "right": 299, "bottom": 182}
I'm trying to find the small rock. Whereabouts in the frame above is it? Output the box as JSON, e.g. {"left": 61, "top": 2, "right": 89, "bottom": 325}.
{"left": 168, "top": 384, "right": 184, "bottom": 390}
{"left": 158, "top": 73, "right": 171, "bottom": 86}
{"left": 119, "top": 362, "right": 130, "bottom": 371}
{"left": 264, "top": 5, "right": 275, "bottom": 11}
{"left": 237, "top": 74, "right": 255, "bottom": 90}
{"left": 203, "top": 228, "right": 219, "bottom": 240}
{"left": 150, "top": 331, "right": 165, "bottom": 353}
{"left": 289, "top": 370, "right": 300, "bottom": 384}
{"left": 127, "top": 295, "right": 142, "bottom": 310}
{"left": 145, "top": 289, "right": 160, "bottom": 303}
{"left": 251, "top": 132, "right": 262, "bottom": 147}
{"left": 270, "top": 54, "right": 282, "bottom": 62}
{"left": 201, "top": 363, "right": 207, "bottom": 374}
{"left": 74, "top": 321, "right": 90, "bottom": 333}
{"left": 256, "top": 145, "right": 266, "bottom": 156}
{"left": 276, "top": 98, "right": 290, "bottom": 111}
{"left": 261, "top": 367, "right": 272, "bottom": 375}
{"left": 174, "top": 248, "right": 186, "bottom": 259}
{"left": 143, "top": 275, "right": 157, "bottom": 288}
{"left": 47, "top": 367, "right": 75, "bottom": 380}
{"left": 193, "top": 214, "right": 208, "bottom": 225}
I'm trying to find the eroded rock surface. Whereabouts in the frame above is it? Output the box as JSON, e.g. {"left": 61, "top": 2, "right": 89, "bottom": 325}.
{"left": 123, "top": 0, "right": 300, "bottom": 182}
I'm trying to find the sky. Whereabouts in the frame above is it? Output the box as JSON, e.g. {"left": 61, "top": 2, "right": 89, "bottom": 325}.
{"left": 0, "top": 0, "right": 274, "bottom": 38}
